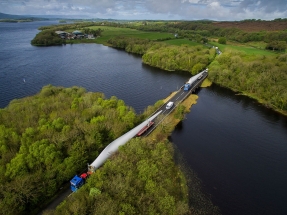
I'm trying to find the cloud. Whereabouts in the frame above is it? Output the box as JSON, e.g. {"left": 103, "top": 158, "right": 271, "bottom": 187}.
{"left": 0, "top": 0, "right": 286, "bottom": 20}
{"left": 239, "top": 0, "right": 287, "bottom": 13}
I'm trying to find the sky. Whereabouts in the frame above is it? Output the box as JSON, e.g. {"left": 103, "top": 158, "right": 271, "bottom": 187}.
{"left": 1, "top": 0, "right": 287, "bottom": 21}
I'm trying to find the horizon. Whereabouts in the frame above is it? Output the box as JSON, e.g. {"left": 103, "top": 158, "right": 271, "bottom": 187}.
{"left": 1, "top": 0, "right": 287, "bottom": 21}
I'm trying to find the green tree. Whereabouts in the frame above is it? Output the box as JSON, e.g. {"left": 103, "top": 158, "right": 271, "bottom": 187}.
{"left": 218, "top": 37, "right": 226, "bottom": 44}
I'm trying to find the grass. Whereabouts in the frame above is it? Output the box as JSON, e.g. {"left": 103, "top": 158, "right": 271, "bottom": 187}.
{"left": 201, "top": 78, "right": 212, "bottom": 87}
{"left": 148, "top": 93, "right": 198, "bottom": 140}
{"left": 88, "top": 26, "right": 174, "bottom": 44}
{"left": 210, "top": 41, "right": 277, "bottom": 56}
{"left": 245, "top": 41, "right": 267, "bottom": 49}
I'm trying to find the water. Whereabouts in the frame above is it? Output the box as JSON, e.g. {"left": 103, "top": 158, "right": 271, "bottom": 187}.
{"left": 171, "top": 85, "right": 287, "bottom": 215}
{"left": 1, "top": 21, "right": 287, "bottom": 215}
{"left": 0, "top": 21, "right": 189, "bottom": 112}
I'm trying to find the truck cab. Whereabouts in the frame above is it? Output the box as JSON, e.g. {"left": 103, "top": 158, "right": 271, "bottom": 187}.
{"left": 184, "top": 83, "right": 191, "bottom": 91}
{"left": 70, "top": 173, "right": 88, "bottom": 192}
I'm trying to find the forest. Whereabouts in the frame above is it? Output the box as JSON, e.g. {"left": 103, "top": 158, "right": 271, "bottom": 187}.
{"left": 31, "top": 30, "right": 66, "bottom": 46}
{"left": 44, "top": 137, "right": 220, "bottom": 215}
{"left": 208, "top": 51, "right": 287, "bottom": 112}
{"left": 142, "top": 44, "right": 215, "bottom": 74}
{"left": 0, "top": 85, "right": 140, "bottom": 214}
{"left": 0, "top": 85, "right": 218, "bottom": 215}
{"left": 107, "top": 36, "right": 216, "bottom": 73}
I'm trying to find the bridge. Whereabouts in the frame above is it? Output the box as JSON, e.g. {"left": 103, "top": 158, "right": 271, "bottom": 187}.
{"left": 86, "top": 69, "right": 208, "bottom": 174}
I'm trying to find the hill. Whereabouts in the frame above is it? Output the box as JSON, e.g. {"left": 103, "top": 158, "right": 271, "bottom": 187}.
{"left": 0, "top": 12, "right": 30, "bottom": 19}
{"left": 0, "top": 12, "right": 49, "bottom": 22}
{"left": 212, "top": 19, "right": 287, "bottom": 32}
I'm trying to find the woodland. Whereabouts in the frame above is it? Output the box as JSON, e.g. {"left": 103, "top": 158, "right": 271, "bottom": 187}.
{"left": 0, "top": 85, "right": 219, "bottom": 215}
{"left": 0, "top": 85, "right": 140, "bottom": 214}
{"left": 208, "top": 51, "right": 287, "bottom": 111}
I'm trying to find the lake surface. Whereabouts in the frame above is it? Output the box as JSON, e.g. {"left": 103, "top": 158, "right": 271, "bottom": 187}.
{"left": 0, "top": 21, "right": 189, "bottom": 112}
{"left": 1, "top": 21, "right": 287, "bottom": 215}
{"left": 171, "top": 85, "right": 287, "bottom": 215}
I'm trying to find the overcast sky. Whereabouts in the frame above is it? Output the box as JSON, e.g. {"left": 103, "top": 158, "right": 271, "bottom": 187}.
{"left": 1, "top": 0, "right": 287, "bottom": 21}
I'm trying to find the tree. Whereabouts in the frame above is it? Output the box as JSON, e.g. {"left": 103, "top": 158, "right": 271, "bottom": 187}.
{"left": 218, "top": 37, "right": 226, "bottom": 44}
{"left": 202, "top": 37, "right": 208, "bottom": 43}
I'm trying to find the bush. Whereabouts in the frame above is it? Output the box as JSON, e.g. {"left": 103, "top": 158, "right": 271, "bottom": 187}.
{"left": 218, "top": 37, "right": 226, "bottom": 44}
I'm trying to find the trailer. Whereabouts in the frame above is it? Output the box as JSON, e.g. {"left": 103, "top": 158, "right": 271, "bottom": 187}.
{"left": 70, "top": 110, "right": 162, "bottom": 192}
{"left": 137, "top": 121, "right": 154, "bottom": 136}
{"left": 184, "top": 69, "right": 208, "bottom": 91}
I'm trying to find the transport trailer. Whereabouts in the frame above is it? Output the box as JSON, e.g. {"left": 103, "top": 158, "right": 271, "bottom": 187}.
{"left": 70, "top": 110, "right": 163, "bottom": 192}
{"left": 197, "top": 74, "right": 203, "bottom": 80}
{"left": 136, "top": 121, "right": 154, "bottom": 136}
{"left": 184, "top": 69, "right": 208, "bottom": 91}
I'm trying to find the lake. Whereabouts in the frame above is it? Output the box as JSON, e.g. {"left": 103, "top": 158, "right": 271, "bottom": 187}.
{"left": 1, "top": 21, "right": 287, "bottom": 215}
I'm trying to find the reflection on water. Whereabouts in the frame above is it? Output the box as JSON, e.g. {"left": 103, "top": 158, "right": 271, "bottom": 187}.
{"left": 172, "top": 83, "right": 287, "bottom": 215}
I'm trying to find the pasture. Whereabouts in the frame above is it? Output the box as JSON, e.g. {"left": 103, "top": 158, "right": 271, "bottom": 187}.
{"left": 210, "top": 41, "right": 278, "bottom": 56}
{"left": 89, "top": 26, "right": 174, "bottom": 44}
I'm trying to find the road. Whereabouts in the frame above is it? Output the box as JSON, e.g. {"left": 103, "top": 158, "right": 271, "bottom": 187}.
{"left": 142, "top": 70, "right": 208, "bottom": 136}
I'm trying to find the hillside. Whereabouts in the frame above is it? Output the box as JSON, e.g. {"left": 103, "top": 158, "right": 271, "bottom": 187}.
{"left": 0, "top": 12, "right": 29, "bottom": 19}
{"left": 212, "top": 20, "right": 287, "bottom": 32}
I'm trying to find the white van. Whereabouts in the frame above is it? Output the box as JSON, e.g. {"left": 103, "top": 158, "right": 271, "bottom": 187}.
{"left": 166, "top": 101, "right": 174, "bottom": 109}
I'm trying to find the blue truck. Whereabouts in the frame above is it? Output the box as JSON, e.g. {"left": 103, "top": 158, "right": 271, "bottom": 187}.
{"left": 70, "top": 173, "right": 88, "bottom": 192}
{"left": 184, "top": 83, "right": 191, "bottom": 91}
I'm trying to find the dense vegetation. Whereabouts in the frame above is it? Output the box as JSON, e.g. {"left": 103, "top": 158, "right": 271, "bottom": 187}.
{"left": 41, "top": 95, "right": 220, "bottom": 215}
{"left": 107, "top": 37, "right": 154, "bottom": 55}
{"left": 142, "top": 44, "right": 215, "bottom": 74}
{"left": 126, "top": 20, "right": 287, "bottom": 51}
{"left": 107, "top": 36, "right": 215, "bottom": 73}
{"left": 31, "top": 30, "right": 66, "bottom": 46}
{"left": 0, "top": 85, "right": 217, "bottom": 215}
{"left": 45, "top": 139, "right": 187, "bottom": 214}
{"left": 209, "top": 51, "right": 287, "bottom": 111}
{"left": 0, "top": 85, "right": 139, "bottom": 214}
{"left": 31, "top": 22, "right": 103, "bottom": 46}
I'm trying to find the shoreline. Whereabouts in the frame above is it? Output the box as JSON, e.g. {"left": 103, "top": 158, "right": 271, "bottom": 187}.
{"left": 31, "top": 26, "right": 287, "bottom": 117}
{"left": 214, "top": 82, "right": 287, "bottom": 117}
{"left": 97, "top": 40, "right": 287, "bottom": 117}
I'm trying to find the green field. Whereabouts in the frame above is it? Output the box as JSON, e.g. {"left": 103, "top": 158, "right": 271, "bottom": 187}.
{"left": 89, "top": 26, "right": 174, "bottom": 44}
{"left": 210, "top": 41, "right": 277, "bottom": 56}
{"left": 246, "top": 41, "right": 267, "bottom": 49}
